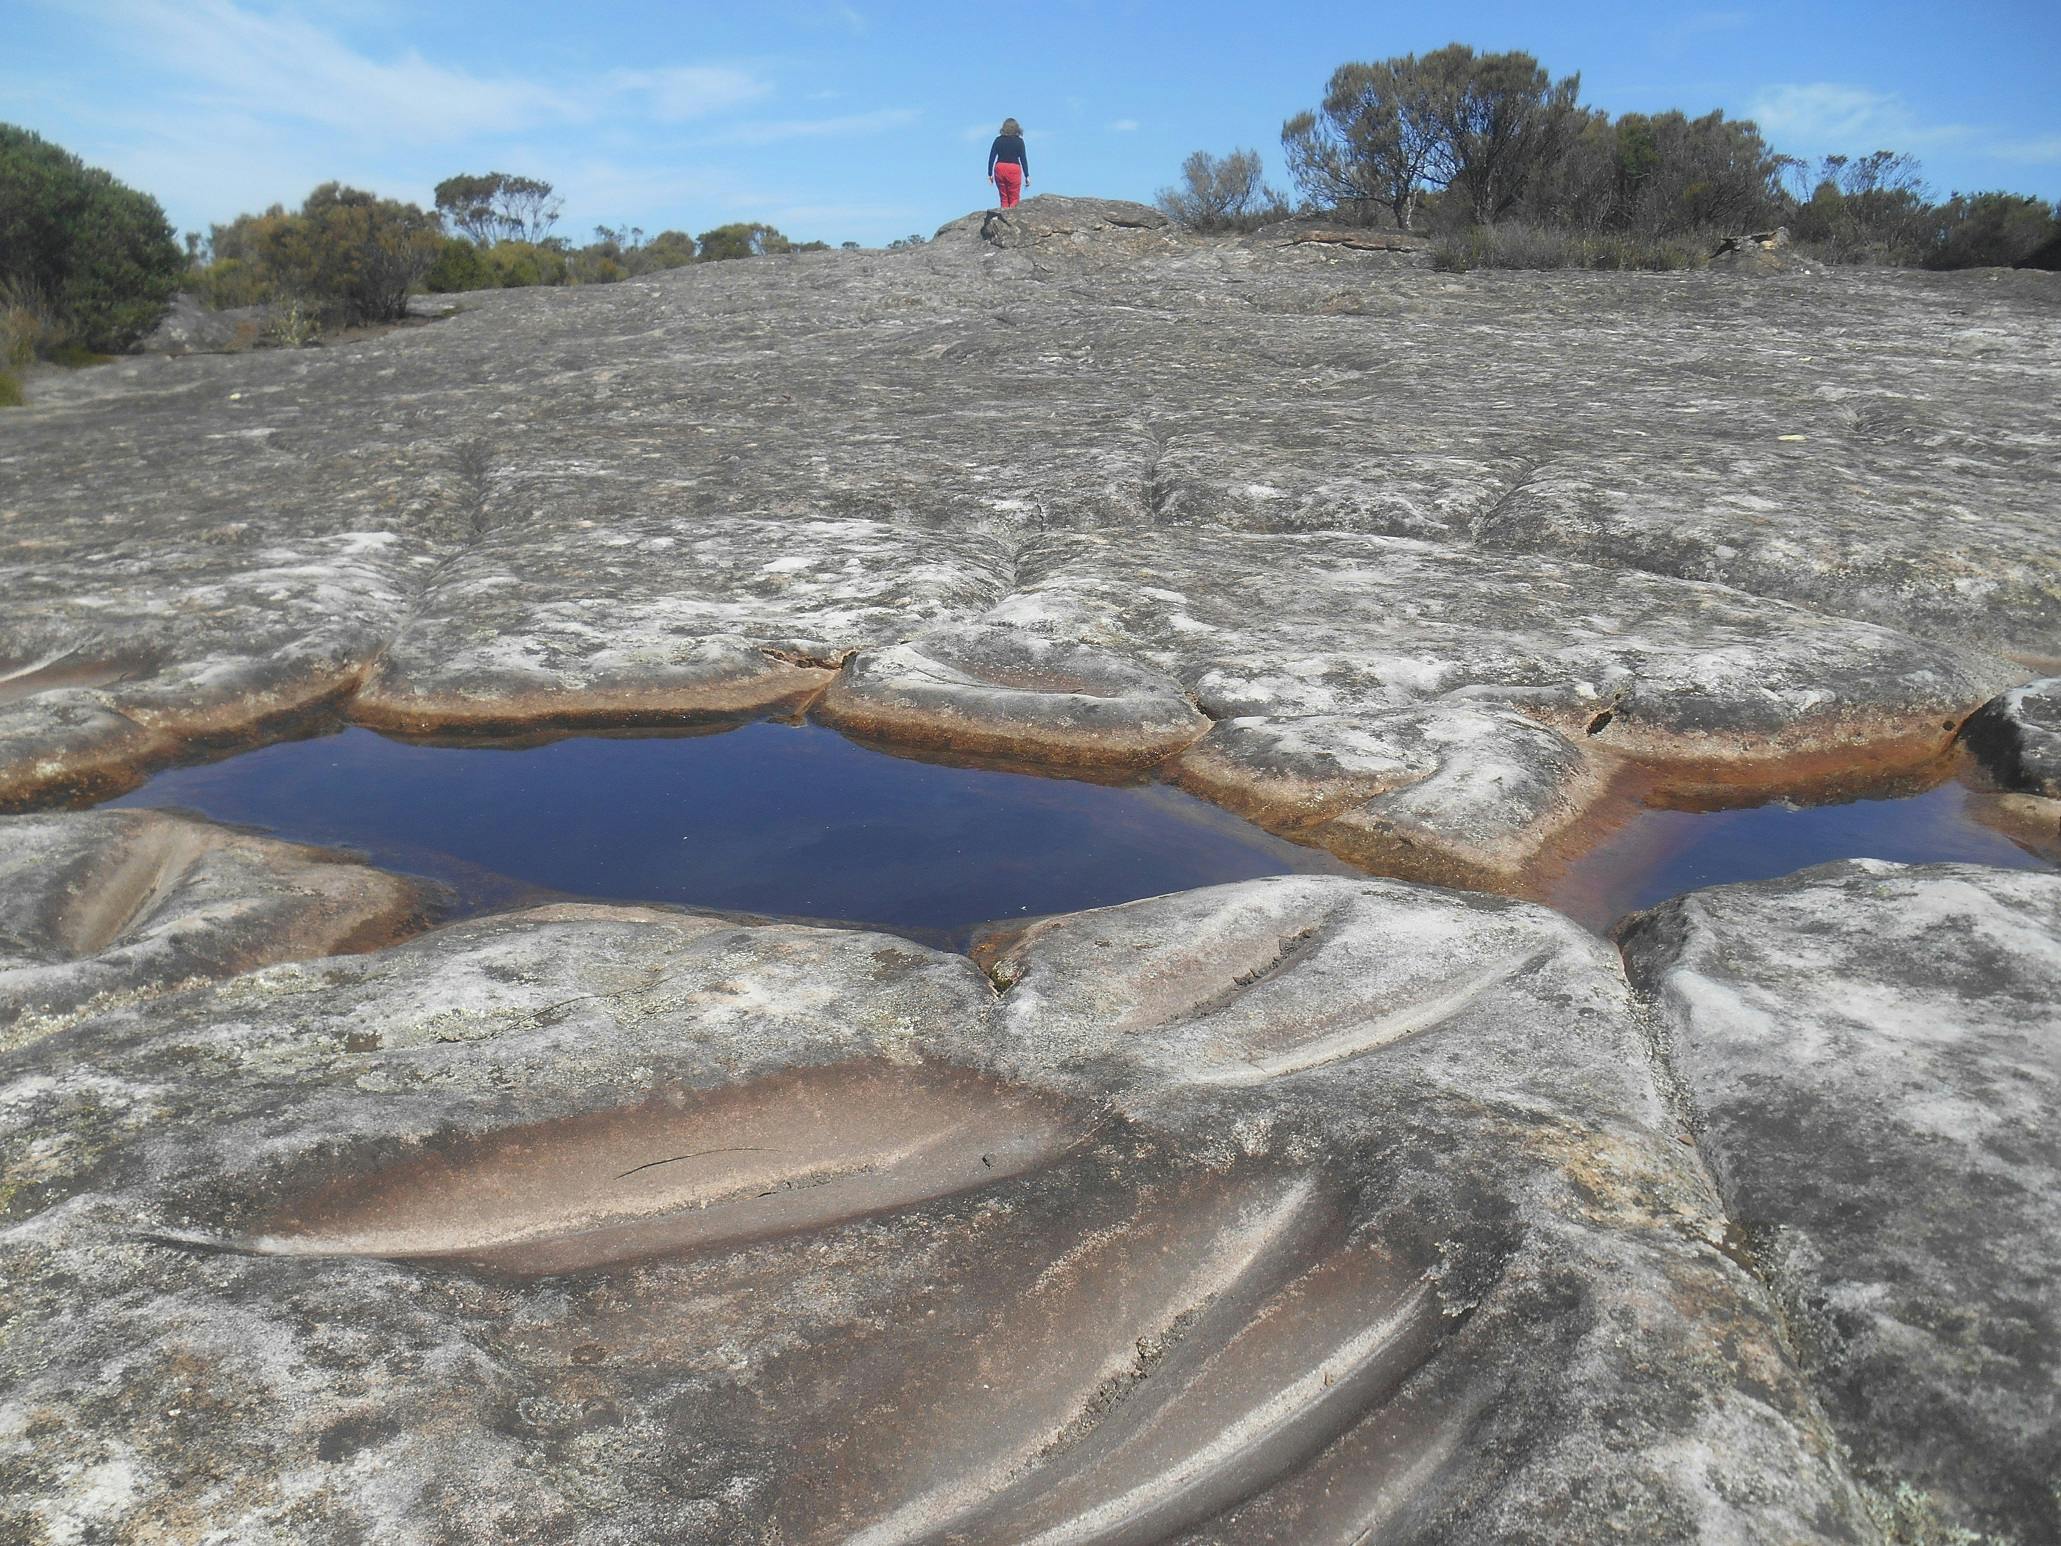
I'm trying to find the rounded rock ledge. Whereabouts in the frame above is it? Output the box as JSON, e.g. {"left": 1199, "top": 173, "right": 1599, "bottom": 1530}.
{"left": 818, "top": 625, "right": 1213, "bottom": 771}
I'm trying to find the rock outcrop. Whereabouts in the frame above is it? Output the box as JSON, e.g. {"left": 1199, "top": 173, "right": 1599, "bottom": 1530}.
{"left": 1965, "top": 676, "right": 2061, "bottom": 798}
{"left": 5, "top": 216, "right": 2051, "bottom": 875}
{"left": 2, "top": 203, "right": 2058, "bottom": 1541}
{"left": 2, "top": 858, "right": 1875, "bottom": 1543}
{"left": 1620, "top": 861, "right": 2061, "bottom": 1544}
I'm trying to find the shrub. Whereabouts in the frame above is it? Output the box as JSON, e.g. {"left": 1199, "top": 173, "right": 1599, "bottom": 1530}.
{"left": 1, "top": 282, "right": 56, "bottom": 370}
{"left": 188, "top": 254, "right": 275, "bottom": 310}
{"left": 0, "top": 124, "right": 182, "bottom": 351}
{"left": 196, "top": 185, "right": 440, "bottom": 325}
{"left": 1157, "top": 149, "right": 1290, "bottom": 232}
{"left": 1925, "top": 192, "right": 2061, "bottom": 270}
{"left": 638, "top": 230, "right": 697, "bottom": 270}
{"left": 265, "top": 298, "right": 320, "bottom": 348}
{"left": 697, "top": 222, "right": 791, "bottom": 260}
{"left": 270, "top": 184, "right": 441, "bottom": 323}
{"left": 483, "top": 240, "right": 569, "bottom": 288}
{"left": 0, "top": 372, "right": 22, "bottom": 408}
{"left": 424, "top": 237, "right": 493, "bottom": 292}
{"left": 1786, "top": 152, "right": 1932, "bottom": 263}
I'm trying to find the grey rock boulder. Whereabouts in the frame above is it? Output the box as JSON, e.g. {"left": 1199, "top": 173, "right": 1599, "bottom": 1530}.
{"left": 933, "top": 194, "right": 1181, "bottom": 266}
{"left": 1170, "top": 705, "right": 1607, "bottom": 888}
{"left": 1964, "top": 676, "right": 2061, "bottom": 798}
{"left": 1619, "top": 860, "right": 2061, "bottom": 1544}
{"left": 3, "top": 233, "right": 2051, "bottom": 835}
{"left": 982, "top": 526, "right": 2015, "bottom": 769}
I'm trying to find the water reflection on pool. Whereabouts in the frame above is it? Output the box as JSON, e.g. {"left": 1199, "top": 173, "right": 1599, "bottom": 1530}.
{"left": 106, "top": 721, "right": 2057, "bottom": 941}
{"left": 110, "top": 722, "right": 1356, "bottom": 945}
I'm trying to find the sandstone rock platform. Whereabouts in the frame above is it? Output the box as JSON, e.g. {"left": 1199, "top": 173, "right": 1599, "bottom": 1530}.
{"left": 2, "top": 198, "right": 2058, "bottom": 1542}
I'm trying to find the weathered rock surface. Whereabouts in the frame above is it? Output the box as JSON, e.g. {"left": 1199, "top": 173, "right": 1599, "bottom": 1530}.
{"left": 933, "top": 194, "right": 1183, "bottom": 270}
{"left": 1170, "top": 705, "right": 1607, "bottom": 885}
{"left": 1965, "top": 676, "right": 2061, "bottom": 797}
{"left": 0, "top": 809, "right": 434, "bottom": 1047}
{"left": 1619, "top": 861, "right": 2061, "bottom": 1544}
{"left": 139, "top": 293, "right": 273, "bottom": 355}
{"left": 818, "top": 623, "right": 1211, "bottom": 768}
{"left": 1, "top": 851, "right": 1874, "bottom": 1543}
{"left": 4, "top": 215, "right": 2052, "bottom": 856}
{"left": 2, "top": 207, "right": 2058, "bottom": 1542}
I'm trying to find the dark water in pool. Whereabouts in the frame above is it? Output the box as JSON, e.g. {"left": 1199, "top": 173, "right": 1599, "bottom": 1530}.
{"left": 106, "top": 723, "right": 2056, "bottom": 940}
{"left": 110, "top": 723, "right": 1355, "bottom": 942}
{"left": 1546, "top": 775, "right": 2055, "bottom": 930}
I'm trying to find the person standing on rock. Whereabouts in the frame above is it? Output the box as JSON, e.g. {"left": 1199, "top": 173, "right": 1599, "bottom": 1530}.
{"left": 988, "top": 118, "right": 1029, "bottom": 209}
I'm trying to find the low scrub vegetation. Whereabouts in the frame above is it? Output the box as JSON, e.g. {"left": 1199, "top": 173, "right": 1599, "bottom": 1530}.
{"left": 1180, "top": 44, "right": 2061, "bottom": 272}
{"left": 193, "top": 184, "right": 440, "bottom": 326}
{"left": 0, "top": 123, "right": 182, "bottom": 399}
{"left": 1156, "top": 149, "right": 1290, "bottom": 232}
{"left": 1431, "top": 225, "right": 1698, "bottom": 272}
{"left": 184, "top": 167, "right": 813, "bottom": 333}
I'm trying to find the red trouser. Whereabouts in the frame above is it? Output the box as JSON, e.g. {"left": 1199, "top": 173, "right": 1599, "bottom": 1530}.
{"left": 993, "top": 162, "right": 1023, "bottom": 208}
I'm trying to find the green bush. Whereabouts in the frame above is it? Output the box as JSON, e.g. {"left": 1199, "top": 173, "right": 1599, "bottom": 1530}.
{"left": 424, "top": 236, "right": 493, "bottom": 292}
{"left": 0, "top": 372, "right": 22, "bottom": 408}
{"left": 1, "top": 289, "right": 52, "bottom": 371}
{"left": 1924, "top": 192, "right": 2061, "bottom": 270}
{"left": 638, "top": 230, "right": 697, "bottom": 270}
{"left": 483, "top": 240, "right": 569, "bottom": 288}
{"left": 0, "top": 124, "right": 182, "bottom": 351}
{"left": 197, "top": 185, "right": 440, "bottom": 325}
{"left": 569, "top": 249, "right": 627, "bottom": 285}
{"left": 188, "top": 253, "right": 275, "bottom": 310}
{"left": 696, "top": 222, "right": 791, "bottom": 260}
{"left": 271, "top": 184, "right": 440, "bottom": 323}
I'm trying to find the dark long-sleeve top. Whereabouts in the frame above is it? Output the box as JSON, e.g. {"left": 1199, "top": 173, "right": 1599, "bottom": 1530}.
{"left": 987, "top": 134, "right": 1029, "bottom": 176}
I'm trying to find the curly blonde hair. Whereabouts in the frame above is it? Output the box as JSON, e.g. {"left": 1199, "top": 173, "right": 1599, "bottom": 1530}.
{"left": 1000, "top": 118, "right": 1022, "bottom": 136}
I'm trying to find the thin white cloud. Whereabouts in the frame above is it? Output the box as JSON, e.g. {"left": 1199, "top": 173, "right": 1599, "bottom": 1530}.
{"left": 1746, "top": 81, "right": 2060, "bottom": 171}
{"left": 1109, "top": 118, "right": 1140, "bottom": 133}
{"left": 1746, "top": 83, "right": 1971, "bottom": 151}
{"left": 610, "top": 66, "right": 771, "bottom": 124}
{"left": 89, "top": 0, "right": 581, "bottom": 139}
{"left": 82, "top": 0, "right": 773, "bottom": 143}
{"left": 1992, "top": 136, "right": 2061, "bottom": 166}
{"left": 701, "top": 108, "right": 919, "bottom": 146}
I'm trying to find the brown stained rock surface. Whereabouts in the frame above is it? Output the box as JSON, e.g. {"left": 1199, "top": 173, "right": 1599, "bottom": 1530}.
{"left": 0, "top": 202, "right": 2058, "bottom": 1542}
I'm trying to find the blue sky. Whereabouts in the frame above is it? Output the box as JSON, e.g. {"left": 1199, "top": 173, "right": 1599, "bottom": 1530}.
{"left": 7, "top": 0, "right": 2058, "bottom": 248}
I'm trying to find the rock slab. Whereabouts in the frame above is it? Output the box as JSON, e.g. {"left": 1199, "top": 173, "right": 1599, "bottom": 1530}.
{"left": 1620, "top": 860, "right": 2061, "bottom": 1544}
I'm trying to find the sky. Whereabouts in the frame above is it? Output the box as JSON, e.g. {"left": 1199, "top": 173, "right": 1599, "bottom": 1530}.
{"left": 6, "top": 0, "right": 2058, "bottom": 250}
